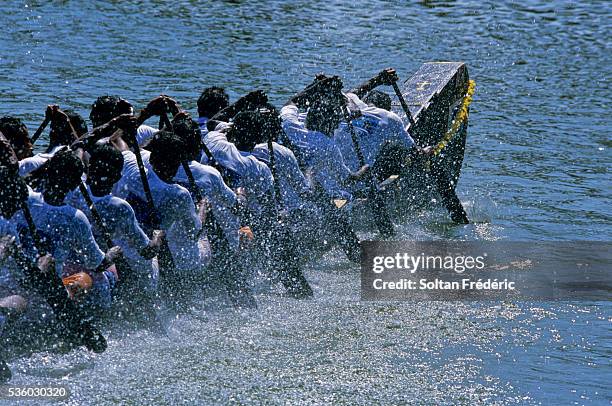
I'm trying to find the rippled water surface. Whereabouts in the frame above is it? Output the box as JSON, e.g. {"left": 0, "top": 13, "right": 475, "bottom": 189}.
{"left": 1, "top": 0, "right": 610, "bottom": 404}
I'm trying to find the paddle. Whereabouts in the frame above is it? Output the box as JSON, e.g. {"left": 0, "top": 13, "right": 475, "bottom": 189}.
{"left": 124, "top": 128, "right": 176, "bottom": 277}
{"left": 18, "top": 202, "right": 107, "bottom": 353}
{"left": 390, "top": 78, "right": 469, "bottom": 224}
{"left": 29, "top": 117, "right": 51, "bottom": 145}
{"left": 263, "top": 136, "right": 313, "bottom": 298}
{"left": 342, "top": 106, "right": 395, "bottom": 238}
{"left": 179, "top": 160, "right": 257, "bottom": 308}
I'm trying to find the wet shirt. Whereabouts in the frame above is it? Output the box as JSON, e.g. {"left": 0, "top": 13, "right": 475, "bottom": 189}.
{"left": 280, "top": 105, "right": 353, "bottom": 199}
{"left": 70, "top": 186, "right": 152, "bottom": 280}
{"left": 197, "top": 117, "right": 209, "bottom": 138}
{"left": 113, "top": 150, "right": 206, "bottom": 272}
{"left": 201, "top": 130, "right": 274, "bottom": 217}
{"left": 174, "top": 160, "right": 241, "bottom": 250}
{"left": 334, "top": 93, "right": 415, "bottom": 171}
{"left": 251, "top": 142, "right": 310, "bottom": 211}
{"left": 134, "top": 125, "right": 159, "bottom": 147}
{"left": 18, "top": 145, "right": 64, "bottom": 177}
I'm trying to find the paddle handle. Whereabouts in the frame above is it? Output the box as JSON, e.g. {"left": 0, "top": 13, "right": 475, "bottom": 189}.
{"left": 181, "top": 161, "right": 203, "bottom": 207}
{"left": 391, "top": 81, "right": 417, "bottom": 129}
{"left": 21, "top": 202, "right": 45, "bottom": 256}
{"left": 30, "top": 117, "right": 51, "bottom": 145}
{"left": 126, "top": 130, "right": 160, "bottom": 228}
{"left": 267, "top": 139, "right": 283, "bottom": 205}
{"left": 78, "top": 183, "right": 115, "bottom": 249}
{"left": 343, "top": 107, "right": 367, "bottom": 167}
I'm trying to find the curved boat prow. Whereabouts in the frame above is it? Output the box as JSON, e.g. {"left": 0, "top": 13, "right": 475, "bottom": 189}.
{"left": 395, "top": 61, "right": 470, "bottom": 186}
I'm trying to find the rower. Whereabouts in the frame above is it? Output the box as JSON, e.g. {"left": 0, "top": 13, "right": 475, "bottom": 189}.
{"left": 72, "top": 144, "right": 165, "bottom": 297}
{"left": 197, "top": 87, "right": 230, "bottom": 137}
{"left": 15, "top": 149, "right": 122, "bottom": 315}
{"left": 19, "top": 105, "right": 80, "bottom": 177}
{"left": 112, "top": 130, "right": 209, "bottom": 298}
{"left": 0, "top": 116, "right": 33, "bottom": 161}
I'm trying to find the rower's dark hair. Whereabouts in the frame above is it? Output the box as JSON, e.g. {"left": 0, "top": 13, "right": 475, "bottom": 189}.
{"left": 0, "top": 116, "right": 29, "bottom": 151}
{"left": 230, "top": 111, "right": 261, "bottom": 152}
{"left": 364, "top": 90, "right": 392, "bottom": 111}
{"left": 197, "top": 87, "right": 229, "bottom": 119}
{"left": 147, "top": 130, "right": 188, "bottom": 166}
{"left": 257, "top": 103, "right": 283, "bottom": 144}
{"left": 44, "top": 147, "right": 84, "bottom": 192}
{"left": 172, "top": 117, "right": 202, "bottom": 155}
{"left": 64, "top": 110, "right": 88, "bottom": 137}
{"left": 90, "top": 95, "right": 132, "bottom": 128}
{"left": 88, "top": 143, "right": 124, "bottom": 184}
{"left": 0, "top": 133, "right": 19, "bottom": 175}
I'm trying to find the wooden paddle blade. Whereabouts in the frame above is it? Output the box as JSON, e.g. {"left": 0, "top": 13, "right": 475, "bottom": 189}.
{"left": 368, "top": 186, "right": 395, "bottom": 238}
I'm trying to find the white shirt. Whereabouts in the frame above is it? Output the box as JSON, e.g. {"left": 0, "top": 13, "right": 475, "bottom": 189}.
{"left": 280, "top": 105, "right": 353, "bottom": 199}
{"left": 114, "top": 150, "right": 206, "bottom": 272}
{"left": 134, "top": 125, "right": 159, "bottom": 147}
{"left": 201, "top": 130, "right": 274, "bottom": 217}
{"left": 251, "top": 142, "right": 310, "bottom": 211}
{"left": 197, "top": 117, "right": 209, "bottom": 138}
{"left": 335, "top": 93, "right": 415, "bottom": 170}
{"left": 174, "top": 161, "right": 241, "bottom": 250}
{"left": 70, "top": 186, "right": 153, "bottom": 280}
{"left": 18, "top": 145, "right": 64, "bottom": 177}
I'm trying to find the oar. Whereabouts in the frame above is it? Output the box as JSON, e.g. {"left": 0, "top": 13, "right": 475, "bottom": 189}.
{"left": 77, "top": 183, "right": 141, "bottom": 286}
{"left": 180, "top": 160, "right": 257, "bottom": 308}
{"left": 260, "top": 139, "right": 313, "bottom": 298}
{"left": 343, "top": 106, "right": 395, "bottom": 238}
{"left": 391, "top": 82, "right": 417, "bottom": 130}
{"left": 19, "top": 202, "right": 107, "bottom": 353}
{"left": 391, "top": 78, "right": 469, "bottom": 224}
{"left": 124, "top": 128, "right": 176, "bottom": 277}
{"left": 266, "top": 137, "right": 282, "bottom": 205}
{"left": 30, "top": 117, "right": 51, "bottom": 145}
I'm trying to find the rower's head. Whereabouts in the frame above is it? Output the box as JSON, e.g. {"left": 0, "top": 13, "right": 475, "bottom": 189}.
{"left": 229, "top": 111, "right": 261, "bottom": 152}
{"left": 43, "top": 148, "right": 85, "bottom": 203}
{"left": 197, "top": 87, "right": 229, "bottom": 119}
{"left": 0, "top": 168, "right": 28, "bottom": 219}
{"left": 87, "top": 144, "right": 124, "bottom": 195}
{"left": 305, "top": 97, "right": 344, "bottom": 137}
{"left": 257, "top": 104, "right": 284, "bottom": 143}
{"left": 364, "top": 90, "right": 392, "bottom": 111}
{"left": 147, "top": 130, "right": 188, "bottom": 183}
{"left": 49, "top": 110, "right": 84, "bottom": 148}
{"left": 65, "top": 110, "right": 89, "bottom": 138}
{"left": 90, "top": 96, "right": 133, "bottom": 128}
{"left": 0, "top": 116, "right": 32, "bottom": 160}
{"left": 0, "top": 133, "right": 19, "bottom": 175}
{"left": 172, "top": 115, "right": 202, "bottom": 161}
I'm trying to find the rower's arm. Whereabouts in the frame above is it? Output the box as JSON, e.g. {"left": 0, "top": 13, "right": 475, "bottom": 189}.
{"left": 348, "top": 68, "right": 399, "bottom": 98}
{"left": 209, "top": 90, "right": 269, "bottom": 130}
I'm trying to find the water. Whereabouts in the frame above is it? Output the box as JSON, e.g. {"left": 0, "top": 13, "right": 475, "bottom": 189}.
{"left": 1, "top": 0, "right": 610, "bottom": 404}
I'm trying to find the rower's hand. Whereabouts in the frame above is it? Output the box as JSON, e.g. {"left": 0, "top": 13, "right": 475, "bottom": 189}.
{"left": 112, "top": 113, "right": 138, "bottom": 132}
{"left": 354, "top": 164, "right": 371, "bottom": 179}
{"left": 36, "top": 254, "right": 55, "bottom": 274}
{"left": 144, "top": 96, "right": 168, "bottom": 116}
{"left": 238, "top": 226, "right": 254, "bottom": 245}
{"left": 105, "top": 246, "right": 124, "bottom": 264}
{"left": 151, "top": 230, "right": 166, "bottom": 250}
{"left": 377, "top": 68, "right": 398, "bottom": 85}
{"left": 0, "top": 235, "right": 16, "bottom": 262}
{"left": 160, "top": 95, "right": 180, "bottom": 115}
